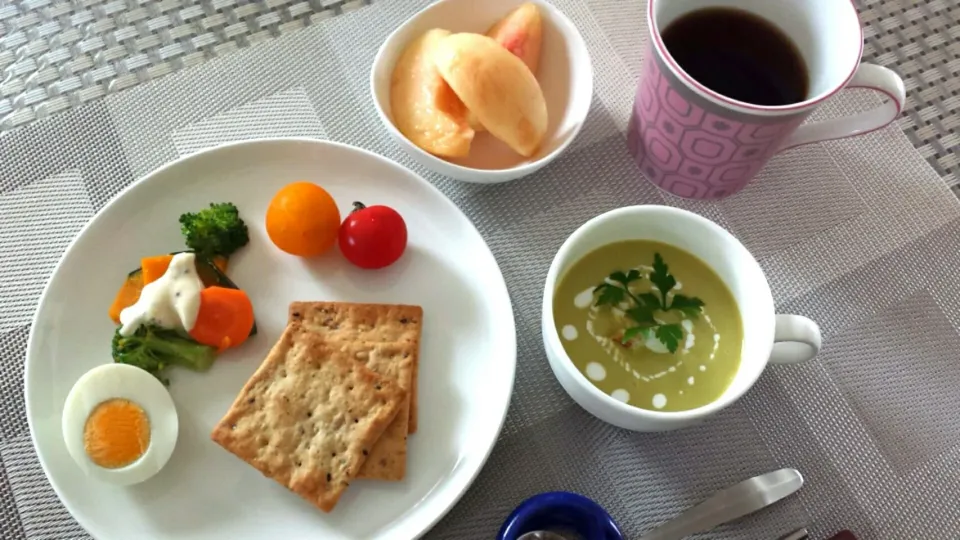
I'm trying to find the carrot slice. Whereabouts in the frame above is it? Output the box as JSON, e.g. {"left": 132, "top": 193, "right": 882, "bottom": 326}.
{"left": 108, "top": 271, "right": 144, "bottom": 324}
{"left": 141, "top": 254, "right": 174, "bottom": 285}
{"left": 188, "top": 287, "right": 255, "bottom": 352}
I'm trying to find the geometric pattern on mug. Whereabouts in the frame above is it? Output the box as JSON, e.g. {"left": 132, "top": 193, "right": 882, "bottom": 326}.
{"left": 628, "top": 50, "right": 806, "bottom": 200}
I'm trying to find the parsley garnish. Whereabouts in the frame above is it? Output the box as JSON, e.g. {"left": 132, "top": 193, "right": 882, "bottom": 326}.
{"left": 593, "top": 253, "right": 705, "bottom": 353}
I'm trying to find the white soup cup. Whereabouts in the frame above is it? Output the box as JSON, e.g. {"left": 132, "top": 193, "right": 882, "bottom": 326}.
{"left": 541, "top": 205, "right": 822, "bottom": 432}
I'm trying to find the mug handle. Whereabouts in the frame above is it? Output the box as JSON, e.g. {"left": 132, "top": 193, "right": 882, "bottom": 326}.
{"left": 778, "top": 63, "right": 906, "bottom": 151}
{"left": 771, "top": 315, "right": 822, "bottom": 364}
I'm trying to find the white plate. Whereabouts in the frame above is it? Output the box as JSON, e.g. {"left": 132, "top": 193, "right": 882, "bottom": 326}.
{"left": 25, "top": 138, "right": 516, "bottom": 539}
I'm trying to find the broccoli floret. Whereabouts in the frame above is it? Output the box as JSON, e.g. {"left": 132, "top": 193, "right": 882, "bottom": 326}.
{"left": 112, "top": 325, "right": 217, "bottom": 385}
{"left": 178, "top": 202, "right": 249, "bottom": 258}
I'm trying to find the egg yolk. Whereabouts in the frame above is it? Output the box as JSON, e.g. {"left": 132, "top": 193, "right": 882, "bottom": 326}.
{"left": 83, "top": 398, "right": 151, "bottom": 469}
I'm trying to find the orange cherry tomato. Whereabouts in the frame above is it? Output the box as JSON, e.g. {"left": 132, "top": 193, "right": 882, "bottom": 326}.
{"left": 265, "top": 182, "right": 341, "bottom": 257}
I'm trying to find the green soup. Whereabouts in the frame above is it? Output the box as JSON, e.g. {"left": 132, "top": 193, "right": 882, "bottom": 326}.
{"left": 553, "top": 240, "right": 743, "bottom": 412}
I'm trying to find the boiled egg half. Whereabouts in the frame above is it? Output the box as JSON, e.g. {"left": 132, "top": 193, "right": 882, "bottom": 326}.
{"left": 62, "top": 363, "right": 179, "bottom": 486}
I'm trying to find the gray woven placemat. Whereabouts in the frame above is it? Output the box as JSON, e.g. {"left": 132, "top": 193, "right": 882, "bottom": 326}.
{"left": 0, "top": 0, "right": 372, "bottom": 127}
{"left": 857, "top": 0, "right": 959, "bottom": 187}
{"left": 1, "top": 0, "right": 959, "bottom": 539}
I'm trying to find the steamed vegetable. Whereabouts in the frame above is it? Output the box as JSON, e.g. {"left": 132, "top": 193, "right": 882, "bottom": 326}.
{"left": 188, "top": 287, "right": 256, "bottom": 352}
{"left": 139, "top": 253, "right": 227, "bottom": 286}
{"left": 109, "top": 252, "right": 257, "bottom": 336}
{"left": 141, "top": 254, "right": 175, "bottom": 285}
{"left": 192, "top": 256, "right": 258, "bottom": 337}
{"left": 111, "top": 324, "right": 217, "bottom": 385}
{"left": 178, "top": 202, "right": 249, "bottom": 258}
{"left": 108, "top": 270, "right": 145, "bottom": 324}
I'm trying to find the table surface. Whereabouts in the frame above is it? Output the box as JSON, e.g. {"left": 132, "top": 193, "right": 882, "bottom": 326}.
{"left": 1, "top": 0, "right": 959, "bottom": 539}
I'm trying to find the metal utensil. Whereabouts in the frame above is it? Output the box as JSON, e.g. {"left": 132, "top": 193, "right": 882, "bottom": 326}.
{"left": 517, "top": 468, "right": 803, "bottom": 540}
{"left": 636, "top": 468, "right": 804, "bottom": 540}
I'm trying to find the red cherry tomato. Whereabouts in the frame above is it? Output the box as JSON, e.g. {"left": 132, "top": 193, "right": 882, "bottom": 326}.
{"left": 338, "top": 201, "right": 408, "bottom": 269}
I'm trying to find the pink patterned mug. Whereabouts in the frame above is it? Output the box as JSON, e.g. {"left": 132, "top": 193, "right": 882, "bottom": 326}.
{"left": 627, "top": 0, "right": 906, "bottom": 200}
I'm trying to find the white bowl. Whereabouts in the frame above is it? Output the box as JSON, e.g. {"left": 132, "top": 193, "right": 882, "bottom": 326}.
{"left": 370, "top": 0, "right": 594, "bottom": 184}
{"left": 541, "top": 205, "right": 822, "bottom": 432}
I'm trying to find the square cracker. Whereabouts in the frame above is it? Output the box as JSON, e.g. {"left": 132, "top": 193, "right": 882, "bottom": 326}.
{"left": 289, "top": 302, "right": 423, "bottom": 434}
{"left": 210, "top": 323, "right": 405, "bottom": 512}
{"left": 326, "top": 340, "right": 414, "bottom": 480}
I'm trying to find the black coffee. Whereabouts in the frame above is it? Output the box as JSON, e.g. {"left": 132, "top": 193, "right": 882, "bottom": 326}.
{"left": 661, "top": 7, "right": 809, "bottom": 106}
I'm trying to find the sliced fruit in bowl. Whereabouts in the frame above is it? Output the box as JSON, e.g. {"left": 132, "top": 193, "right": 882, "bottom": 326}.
{"left": 370, "top": 0, "right": 594, "bottom": 184}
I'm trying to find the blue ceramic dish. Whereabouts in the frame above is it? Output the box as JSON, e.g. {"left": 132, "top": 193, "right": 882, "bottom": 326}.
{"left": 497, "top": 491, "right": 625, "bottom": 540}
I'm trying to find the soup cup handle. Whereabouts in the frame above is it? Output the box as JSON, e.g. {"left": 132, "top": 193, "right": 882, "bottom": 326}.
{"left": 770, "top": 315, "right": 822, "bottom": 364}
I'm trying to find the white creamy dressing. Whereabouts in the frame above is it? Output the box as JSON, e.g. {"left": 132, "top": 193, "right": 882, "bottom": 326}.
{"left": 119, "top": 252, "right": 205, "bottom": 336}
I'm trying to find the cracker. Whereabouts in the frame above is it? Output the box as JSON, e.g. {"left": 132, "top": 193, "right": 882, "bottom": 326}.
{"left": 325, "top": 340, "right": 415, "bottom": 481}
{"left": 210, "top": 323, "right": 405, "bottom": 512}
{"left": 289, "top": 302, "right": 423, "bottom": 434}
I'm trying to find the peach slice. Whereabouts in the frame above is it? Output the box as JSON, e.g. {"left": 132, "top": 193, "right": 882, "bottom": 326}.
{"left": 433, "top": 33, "right": 548, "bottom": 158}
{"left": 390, "top": 29, "right": 475, "bottom": 158}
{"left": 487, "top": 2, "right": 543, "bottom": 74}
{"left": 467, "top": 3, "right": 544, "bottom": 133}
